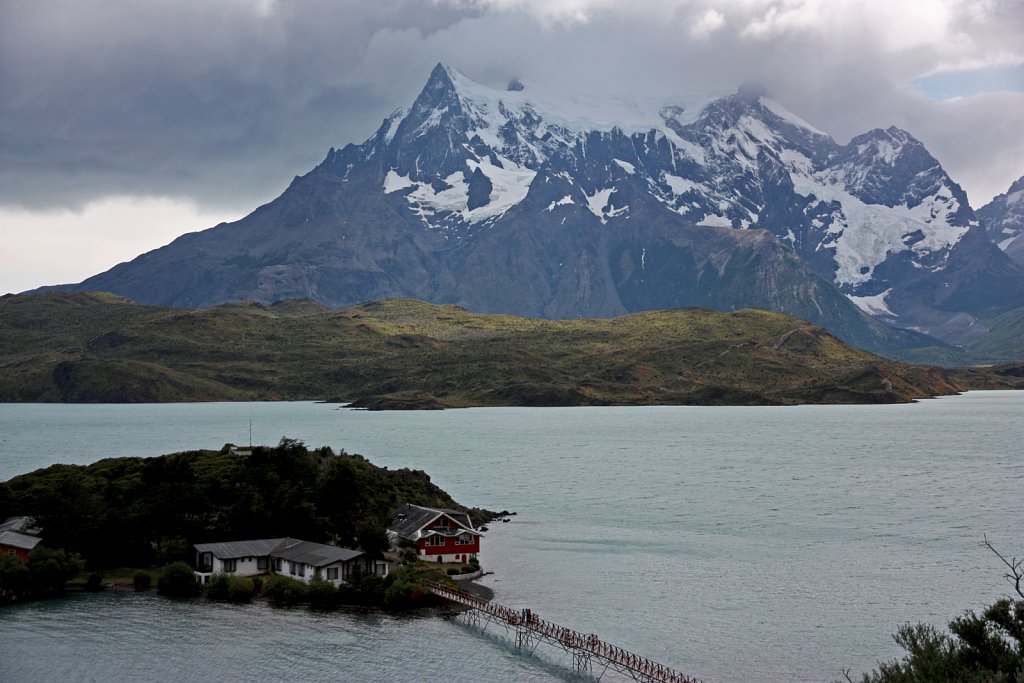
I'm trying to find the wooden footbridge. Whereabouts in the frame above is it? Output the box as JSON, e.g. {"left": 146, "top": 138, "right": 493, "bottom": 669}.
{"left": 425, "top": 580, "right": 702, "bottom": 683}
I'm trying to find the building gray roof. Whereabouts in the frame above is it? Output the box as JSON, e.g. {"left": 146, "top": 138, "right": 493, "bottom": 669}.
{"left": 0, "top": 516, "right": 42, "bottom": 536}
{"left": 193, "top": 537, "right": 364, "bottom": 567}
{"left": 273, "top": 539, "right": 363, "bottom": 567}
{"left": 193, "top": 538, "right": 289, "bottom": 560}
{"left": 388, "top": 503, "right": 479, "bottom": 541}
{"left": 0, "top": 530, "right": 43, "bottom": 551}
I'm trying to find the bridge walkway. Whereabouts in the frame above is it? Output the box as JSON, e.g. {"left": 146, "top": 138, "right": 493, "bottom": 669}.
{"left": 425, "top": 580, "right": 702, "bottom": 683}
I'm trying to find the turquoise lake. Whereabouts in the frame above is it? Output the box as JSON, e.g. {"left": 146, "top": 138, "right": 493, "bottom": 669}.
{"left": 1, "top": 392, "right": 1022, "bottom": 682}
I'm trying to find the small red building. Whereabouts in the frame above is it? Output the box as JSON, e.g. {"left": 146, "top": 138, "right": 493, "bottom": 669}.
{"left": 388, "top": 504, "right": 482, "bottom": 564}
{"left": 0, "top": 517, "right": 42, "bottom": 563}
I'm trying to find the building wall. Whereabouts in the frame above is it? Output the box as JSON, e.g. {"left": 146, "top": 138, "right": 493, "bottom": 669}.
{"left": 195, "top": 545, "right": 390, "bottom": 586}
{"left": 417, "top": 533, "right": 479, "bottom": 564}
{"left": 208, "top": 555, "right": 269, "bottom": 576}
{"left": 1, "top": 544, "right": 31, "bottom": 563}
{"left": 274, "top": 557, "right": 388, "bottom": 585}
{"left": 230, "top": 556, "right": 270, "bottom": 576}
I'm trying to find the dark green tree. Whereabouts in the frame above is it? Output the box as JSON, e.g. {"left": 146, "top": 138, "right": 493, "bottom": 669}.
{"left": 356, "top": 520, "right": 390, "bottom": 559}
{"left": 262, "top": 574, "right": 308, "bottom": 606}
{"left": 157, "top": 561, "right": 199, "bottom": 597}
{"left": 0, "top": 554, "right": 31, "bottom": 603}
{"left": 25, "top": 547, "right": 84, "bottom": 598}
{"left": 851, "top": 539, "right": 1024, "bottom": 683}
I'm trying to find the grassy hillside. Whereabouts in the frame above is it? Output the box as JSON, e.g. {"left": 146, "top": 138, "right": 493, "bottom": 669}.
{"left": 967, "top": 305, "right": 1024, "bottom": 362}
{"left": 0, "top": 292, "right": 1018, "bottom": 406}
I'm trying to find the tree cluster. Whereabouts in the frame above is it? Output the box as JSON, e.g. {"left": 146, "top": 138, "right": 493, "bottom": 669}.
{"left": 0, "top": 547, "right": 83, "bottom": 603}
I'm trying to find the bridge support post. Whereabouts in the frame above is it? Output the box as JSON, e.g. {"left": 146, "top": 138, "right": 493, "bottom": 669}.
{"left": 460, "top": 608, "right": 480, "bottom": 629}
{"left": 516, "top": 624, "right": 536, "bottom": 651}
{"left": 573, "top": 648, "right": 592, "bottom": 673}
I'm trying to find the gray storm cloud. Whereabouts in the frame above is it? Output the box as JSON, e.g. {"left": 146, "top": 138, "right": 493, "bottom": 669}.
{"left": 2, "top": 0, "right": 1023, "bottom": 213}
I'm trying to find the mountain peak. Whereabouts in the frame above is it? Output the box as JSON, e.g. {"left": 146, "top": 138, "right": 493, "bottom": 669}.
{"left": 426, "top": 62, "right": 457, "bottom": 87}
{"left": 412, "top": 62, "right": 460, "bottom": 105}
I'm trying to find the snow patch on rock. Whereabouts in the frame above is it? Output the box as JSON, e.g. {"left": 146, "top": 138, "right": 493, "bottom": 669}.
{"left": 546, "top": 195, "right": 574, "bottom": 212}
{"left": 613, "top": 159, "right": 636, "bottom": 174}
{"left": 383, "top": 170, "right": 416, "bottom": 194}
{"left": 848, "top": 289, "right": 896, "bottom": 317}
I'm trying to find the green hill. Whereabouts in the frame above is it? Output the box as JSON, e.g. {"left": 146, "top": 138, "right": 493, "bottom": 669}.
{"left": 0, "top": 292, "right": 1018, "bottom": 406}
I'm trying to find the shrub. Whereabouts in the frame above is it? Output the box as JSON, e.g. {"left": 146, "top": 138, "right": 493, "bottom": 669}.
{"left": 858, "top": 599, "right": 1024, "bottom": 682}
{"left": 307, "top": 577, "right": 339, "bottom": 611}
{"left": 157, "top": 561, "right": 199, "bottom": 597}
{"left": 382, "top": 577, "right": 413, "bottom": 610}
{"left": 133, "top": 571, "right": 152, "bottom": 592}
{"left": 446, "top": 568, "right": 460, "bottom": 576}
{"left": 226, "top": 576, "right": 255, "bottom": 604}
{"left": 461, "top": 565, "right": 476, "bottom": 574}
{"left": 0, "top": 554, "right": 32, "bottom": 603}
{"left": 381, "top": 565, "right": 438, "bottom": 611}
{"left": 85, "top": 573, "right": 104, "bottom": 592}
{"left": 205, "top": 573, "right": 231, "bottom": 601}
{"left": 263, "top": 574, "right": 308, "bottom": 606}
{"left": 26, "top": 547, "right": 84, "bottom": 598}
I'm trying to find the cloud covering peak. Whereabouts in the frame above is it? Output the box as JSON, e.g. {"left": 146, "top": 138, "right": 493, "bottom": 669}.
{"left": 1, "top": 0, "right": 1023, "bottom": 293}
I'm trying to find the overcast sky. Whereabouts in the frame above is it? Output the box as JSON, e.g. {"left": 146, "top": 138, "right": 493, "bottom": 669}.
{"left": 3, "top": 0, "right": 1024, "bottom": 294}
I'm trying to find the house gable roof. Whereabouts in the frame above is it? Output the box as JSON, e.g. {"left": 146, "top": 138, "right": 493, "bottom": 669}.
{"left": 274, "top": 539, "right": 363, "bottom": 567}
{"left": 388, "top": 503, "right": 479, "bottom": 541}
{"left": 0, "top": 516, "right": 42, "bottom": 536}
{"left": 193, "top": 537, "right": 365, "bottom": 567}
{"left": 0, "top": 530, "right": 43, "bottom": 551}
{"left": 193, "top": 538, "right": 289, "bottom": 560}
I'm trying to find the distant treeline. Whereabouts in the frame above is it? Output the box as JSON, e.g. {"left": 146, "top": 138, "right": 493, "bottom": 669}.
{"left": 0, "top": 439, "right": 489, "bottom": 569}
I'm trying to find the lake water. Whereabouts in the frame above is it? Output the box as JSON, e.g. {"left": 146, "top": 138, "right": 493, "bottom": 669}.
{"left": 1, "top": 393, "right": 1022, "bottom": 682}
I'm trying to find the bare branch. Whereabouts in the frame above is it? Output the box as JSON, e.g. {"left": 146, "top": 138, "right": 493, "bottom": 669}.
{"left": 983, "top": 534, "right": 1024, "bottom": 600}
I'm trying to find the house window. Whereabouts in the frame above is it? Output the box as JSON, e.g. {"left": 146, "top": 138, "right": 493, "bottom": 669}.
{"left": 326, "top": 567, "right": 339, "bottom": 581}
{"left": 427, "top": 535, "right": 446, "bottom": 546}
{"left": 223, "top": 559, "right": 237, "bottom": 572}
{"left": 257, "top": 557, "right": 268, "bottom": 571}
{"left": 297, "top": 563, "right": 305, "bottom": 577}
{"left": 198, "top": 552, "right": 213, "bottom": 570}
{"left": 272, "top": 558, "right": 281, "bottom": 571}
{"left": 289, "top": 561, "right": 296, "bottom": 575}
{"left": 456, "top": 533, "right": 473, "bottom": 545}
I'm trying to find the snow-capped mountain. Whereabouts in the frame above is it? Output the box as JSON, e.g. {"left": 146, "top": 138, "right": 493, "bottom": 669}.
{"left": 43, "top": 64, "right": 1024, "bottom": 357}
{"left": 979, "top": 175, "right": 1024, "bottom": 267}
{"left": 317, "top": 65, "right": 1022, "bottom": 341}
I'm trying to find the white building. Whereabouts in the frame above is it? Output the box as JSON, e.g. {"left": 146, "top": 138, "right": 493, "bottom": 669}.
{"left": 194, "top": 537, "right": 388, "bottom": 586}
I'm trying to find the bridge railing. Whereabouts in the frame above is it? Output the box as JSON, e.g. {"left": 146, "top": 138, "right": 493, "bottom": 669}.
{"left": 425, "top": 580, "right": 701, "bottom": 683}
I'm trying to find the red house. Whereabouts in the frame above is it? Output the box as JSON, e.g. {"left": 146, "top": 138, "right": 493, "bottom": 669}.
{"left": 0, "top": 517, "right": 42, "bottom": 563}
{"left": 388, "top": 504, "right": 482, "bottom": 564}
